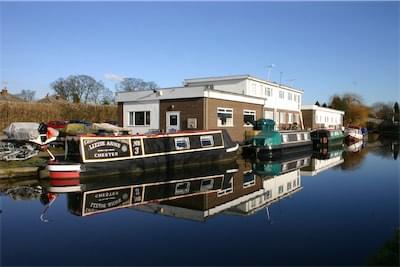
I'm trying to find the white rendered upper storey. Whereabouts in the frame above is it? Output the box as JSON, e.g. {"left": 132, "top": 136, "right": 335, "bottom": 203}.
{"left": 301, "top": 105, "right": 345, "bottom": 128}
{"left": 183, "top": 75, "right": 303, "bottom": 112}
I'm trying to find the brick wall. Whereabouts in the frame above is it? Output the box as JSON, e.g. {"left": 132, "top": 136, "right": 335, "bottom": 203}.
{"left": 117, "top": 102, "right": 123, "bottom": 127}
{"left": 207, "top": 98, "right": 264, "bottom": 141}
{"left": 159, "top": 98, "right": 205, "bottom": 132}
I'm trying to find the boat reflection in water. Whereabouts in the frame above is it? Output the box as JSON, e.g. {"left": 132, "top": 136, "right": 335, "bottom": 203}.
{"left": 48, "top": 162, "right": 239, "bottom": 217}
{"left": 301, "top": 145, "right": 344, "bottom": 176}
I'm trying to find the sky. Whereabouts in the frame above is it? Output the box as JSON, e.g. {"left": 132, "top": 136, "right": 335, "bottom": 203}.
{"left": 0, "top": 1, "right": 399, "bottom": 105}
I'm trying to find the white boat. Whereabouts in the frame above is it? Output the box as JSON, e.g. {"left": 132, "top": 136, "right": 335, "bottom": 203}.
{"left": 344, "top": 127, "right": 363, "bottom": 143}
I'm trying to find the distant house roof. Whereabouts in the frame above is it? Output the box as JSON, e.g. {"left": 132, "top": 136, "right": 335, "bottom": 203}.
{"left": 301, "top": 104, "right": 345, "bottom": 115}
{"left": 37, "top": 94, "right": 68, "bottom": 104}
{"left": 0, "top": 88, "right": 25, "bottom": 102}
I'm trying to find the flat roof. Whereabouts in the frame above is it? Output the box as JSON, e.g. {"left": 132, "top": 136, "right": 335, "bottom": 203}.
{"left": 301, "top": 105, "right": 345, "bottom": 114}
{"left": 183, "top": 74, "right": 303, "bottom": 94}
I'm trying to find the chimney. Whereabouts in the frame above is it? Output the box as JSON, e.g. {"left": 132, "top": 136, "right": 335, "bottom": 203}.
{"left": 1, "top": 87, "right": 8, "bottom": 96}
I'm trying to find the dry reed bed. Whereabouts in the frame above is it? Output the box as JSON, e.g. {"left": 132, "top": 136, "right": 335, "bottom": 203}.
{"left": 0, "top": 102, "right": 117, "bottom": 130}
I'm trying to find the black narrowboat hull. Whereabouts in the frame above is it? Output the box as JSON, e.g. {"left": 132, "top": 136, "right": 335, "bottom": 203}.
{"left": 76, "top": 147, "right": 237, "bottom": 178}
{"left": 242, "top": 140, "right": 313, "bottom": 161}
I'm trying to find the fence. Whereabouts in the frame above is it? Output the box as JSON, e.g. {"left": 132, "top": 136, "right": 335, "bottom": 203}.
{"left": 0, "top": 101, "right": 117, "bottom": 130}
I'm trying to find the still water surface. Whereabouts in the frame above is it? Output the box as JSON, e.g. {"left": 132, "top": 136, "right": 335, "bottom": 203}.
{"left": 1, "top": 139, "right": 399, "bottom": 266}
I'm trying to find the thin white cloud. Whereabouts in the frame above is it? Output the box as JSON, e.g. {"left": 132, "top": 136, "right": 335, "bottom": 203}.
{"left": 104, "top": 73, "right": 124, "bottom": 82}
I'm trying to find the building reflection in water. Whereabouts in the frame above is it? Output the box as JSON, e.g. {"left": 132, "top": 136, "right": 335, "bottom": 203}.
{"left": 131, "top": 153, "right": 312, "bottom": 221}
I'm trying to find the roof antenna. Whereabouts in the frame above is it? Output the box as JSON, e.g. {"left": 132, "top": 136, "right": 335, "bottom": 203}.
{"left": 266, "top": 64, "right": 275, "bottom": 80}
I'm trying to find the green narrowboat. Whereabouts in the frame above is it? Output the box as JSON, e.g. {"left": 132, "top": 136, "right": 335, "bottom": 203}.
{"left": 310, "top": 129, "right": 345, "bottom": 146}
{"left": 242, "top": 119, "right": 312, "bottom": 160}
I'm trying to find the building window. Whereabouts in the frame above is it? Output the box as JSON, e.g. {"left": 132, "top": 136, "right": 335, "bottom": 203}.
{"left": 294, "top": 113, "right": 299, "bottom": 123}
{"left": 264, "top": 190, "right": 272, "bottom": 200}
{"left": 280, "top": 112, "right": 286, "bottom": 123}
{"left": 297, "top": 95, "right": 301, "bottom": 103}
{"left": 265, "top": 110, "right": 274, "bottom": 120}
{"left": 287, "top": 182, "right": 292, "bottom": 191}
{"left": 294, "top": 95, "right": 297, "bottom": 102}
{"left": 243, "top": 171, "right": 256, "bottom": 188}
{"left": 288, "top": 113, "right": 293, "bottom": 123}
{"left": 265, "top": 87, "right": 272, "bottom": 97}
{"left": 129, "top": 111, "right": 150, "bottom": 126}
{"left": 243, "top": 110, "right": 256, "bottom": 126}
{"left": 200, "top": 135, "right": 214, "bottom": 147}
{"left": 218, "top": 175, "right": 233, "bottom": 197}
{"left": 279, "top": 90, "right": 284, "bottom": 99}
{"left": 278, "top": 185, "right": 284, "bottom": 194}
{"left": 288, "top": 92, "right": 292, "bottom": 101}
{"left": 174, "top": 137, "right": 190, "bottom": 150}
{"left": 217, "top": 108, "right": 233, "bottom": 127}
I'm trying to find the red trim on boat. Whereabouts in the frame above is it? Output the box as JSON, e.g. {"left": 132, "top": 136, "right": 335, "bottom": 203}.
{"left": 50, "top": 178, "right": 80, "bottom": 186}
{"left": 49, "top": 171, "right": 80, "bottom": 179}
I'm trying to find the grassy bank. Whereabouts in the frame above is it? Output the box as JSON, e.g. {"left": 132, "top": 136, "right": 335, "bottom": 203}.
{"left": 0, "top": 101, "right": 117, "bottom": 130}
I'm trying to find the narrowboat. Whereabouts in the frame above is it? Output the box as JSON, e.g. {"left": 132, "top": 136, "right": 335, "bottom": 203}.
{"left": 46, "top": 129, "right": 239, "bottom": 179}
{"left": 344, "top": 127, "right": 363, "bottom": 143}
{"left": 310, "top": 128, "right": 344, "bottom": 146}
{"left": 242, "top": 119, "right": 312, "bottom": 160}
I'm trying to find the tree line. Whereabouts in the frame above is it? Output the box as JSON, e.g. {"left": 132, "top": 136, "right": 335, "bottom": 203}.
{"left": 9, "top": 75, "right": 159, "bottom": 104}
{"left": 51, "top": 75, "right": 159, "bottom": 105}
{"left": 326, "top": 93, "right": 399, "bottom": 127}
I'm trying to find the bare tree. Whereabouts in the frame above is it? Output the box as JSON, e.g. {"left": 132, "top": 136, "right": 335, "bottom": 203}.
{"left": 51, "top": 75, "right": 107, "bottom": 104}
{"left": 117, "top": 78, "right": 159, "bottom": 92}
{"left": 15, "top": 89, "right": 36, "bottom": 101}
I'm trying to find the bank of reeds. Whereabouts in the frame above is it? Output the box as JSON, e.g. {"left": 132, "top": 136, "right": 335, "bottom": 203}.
{"left": 0, "top": 101, "right": 117, "bottom": 130}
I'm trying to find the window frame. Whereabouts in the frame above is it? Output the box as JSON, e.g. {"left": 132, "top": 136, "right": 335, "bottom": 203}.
{"left": 128, "top": 111, "right": 151, "bottom": 127}
{"left": 174, "top": 137, "right": 190, "bottom": 150}
{"left": 243, "top": 109, "right": 256, "bottom": 126}
{"left": 200, "top": 135, "right": 214, "bottom": 148}
{"left": 217, "top": 107, "right": 234, "bottom": 127}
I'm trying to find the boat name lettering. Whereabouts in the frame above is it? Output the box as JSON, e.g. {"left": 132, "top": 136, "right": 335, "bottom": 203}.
{"left": 88, "top": 141, "right": 122, "bottom": 150}
{"left": 95, "top": 191, "right": 119, "bottom": 198}
{"left": 94, "top": 152, "right": 119, "bottom": 158}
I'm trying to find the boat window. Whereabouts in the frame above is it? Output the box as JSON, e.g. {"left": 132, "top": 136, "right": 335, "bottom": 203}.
{"left": 200, "top": 179, "right": 214, "bottom": 191}
{"left": 200, "top": 135, "right": 214, "bottom": 147}
{"left": 174, "top": 137, "right": 190, "bottom": 150}
{"left": 217, "top": 108, "right": 233, "bottom": 127}
{"left": 175, "top": 182, "right": 190, "bottom": 195}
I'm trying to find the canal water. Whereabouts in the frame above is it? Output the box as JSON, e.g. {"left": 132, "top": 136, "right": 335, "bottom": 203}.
{"left": 1, "top": 138, "right": 398, "bottom": 266}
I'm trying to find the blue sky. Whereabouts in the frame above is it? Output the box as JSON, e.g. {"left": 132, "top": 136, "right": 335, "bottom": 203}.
{"left": 1, "top": 1, "right": 398, "bottom": 105}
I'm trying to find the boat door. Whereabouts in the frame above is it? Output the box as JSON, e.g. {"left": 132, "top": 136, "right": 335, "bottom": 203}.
{"left": 166, "top": 111, "right": 180, "bottom": 132}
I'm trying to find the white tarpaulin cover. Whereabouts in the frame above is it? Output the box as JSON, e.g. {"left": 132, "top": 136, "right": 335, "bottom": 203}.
{"left": 3, "top": 122, "right": 40, "bottom": 140}
{"left": 92, "top": 123, "right": 132, "bottom": 134}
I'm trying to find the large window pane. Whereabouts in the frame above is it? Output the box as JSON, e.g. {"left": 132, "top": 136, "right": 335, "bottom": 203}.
{"left": 135, "top": 112, "right": 145, "bottom": 126}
